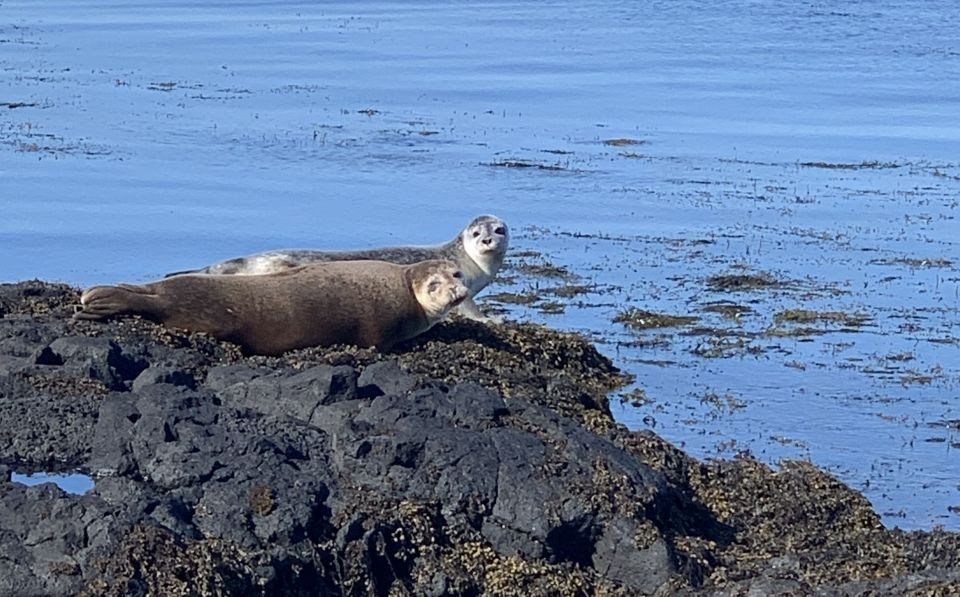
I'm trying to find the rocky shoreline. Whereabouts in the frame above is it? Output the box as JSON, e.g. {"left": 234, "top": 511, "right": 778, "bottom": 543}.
{"left": 1, "top": 281, "right": 958, "bottom": 595}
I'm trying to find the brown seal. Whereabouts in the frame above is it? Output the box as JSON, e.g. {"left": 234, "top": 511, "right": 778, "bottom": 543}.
{"left": 74, "top": 260, "right": 468, "bottom": 356}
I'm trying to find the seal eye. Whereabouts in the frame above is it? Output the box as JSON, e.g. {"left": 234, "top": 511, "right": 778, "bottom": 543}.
{"left": 452, "top": 270, "right": 463, "bottom": 279}
{"left": 472, "top": 231, "right": 480, "bottom": 238}
{"left": 494, "top": 227, "right": 505, "bottom": 235}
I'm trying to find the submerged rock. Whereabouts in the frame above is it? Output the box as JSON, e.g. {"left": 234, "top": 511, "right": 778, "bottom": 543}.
{"left": 0, "top": 280, "right": 958, "bottom": 595}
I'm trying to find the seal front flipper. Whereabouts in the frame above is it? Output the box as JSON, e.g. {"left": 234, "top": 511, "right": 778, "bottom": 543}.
{"left": 74, "top": 284, "right": 159, "bottom": 320}
{"left": 454, "top": 296, "right": 501, "bottom": 323}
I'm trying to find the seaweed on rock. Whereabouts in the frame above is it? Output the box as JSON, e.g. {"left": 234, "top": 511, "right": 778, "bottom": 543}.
{"left": 1, "top": 281, "right": 959, "bottom": 596}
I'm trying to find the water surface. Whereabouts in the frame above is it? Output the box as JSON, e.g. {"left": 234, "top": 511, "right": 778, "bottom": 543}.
{"left": 11, "top": 472, "right": 95, "bottom": 495}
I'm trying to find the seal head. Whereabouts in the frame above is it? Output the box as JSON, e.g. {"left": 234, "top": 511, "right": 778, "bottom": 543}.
{"left": 409, "top": 260, "right": 470, "bottom": 323}
{"left": 460, "top": 215, "right": 509, "bottom": 278}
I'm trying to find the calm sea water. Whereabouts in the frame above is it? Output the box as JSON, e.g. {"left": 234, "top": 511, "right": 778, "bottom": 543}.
{"left": 2, "top": 1, "right": 959, "bottom": 529}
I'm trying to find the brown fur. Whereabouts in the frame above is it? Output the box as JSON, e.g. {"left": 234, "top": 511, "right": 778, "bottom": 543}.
{"left": 74, "top": 260, "right": 465, "bottom": 355}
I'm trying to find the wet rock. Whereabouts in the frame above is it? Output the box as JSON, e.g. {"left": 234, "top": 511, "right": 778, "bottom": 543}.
{"left": 2, "top": 281, "right": 960, "bottom": 595}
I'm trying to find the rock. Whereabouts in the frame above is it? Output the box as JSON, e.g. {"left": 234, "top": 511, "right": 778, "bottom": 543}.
{"left": 0, "top": 354, "right": 32, "bottom": 375}
{"left": 0, "top": 480, "right": 120, "bottom": 597}
{"left": 131, "top": 366, "right": 196, "bottom": 392}
{"left": 357, "top": 360, "right": 417, "bottom": 397}
{"left": 1, "top": 281, "right": 960, "bottom": 595}
{"left": 592, "top": 518, "right": 675, "bottom": 593}
{"left": 204, "top": 363, "right": 269, "bottom": 391}
{"left": 87, "top": 393, "right": 140, "bottom": 477}
{"left": 217, "top": 365, "right": 358, "bottom": 422}
{"left": 46, "top": 337, "right": 147, "bottom": 390}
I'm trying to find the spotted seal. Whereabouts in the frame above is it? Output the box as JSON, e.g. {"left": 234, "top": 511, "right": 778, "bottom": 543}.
{"left": 166, "top": 215, "right": 509, "bottom": 321}
{"left": 75, "top": 260, "right": 468, "bottom": 356}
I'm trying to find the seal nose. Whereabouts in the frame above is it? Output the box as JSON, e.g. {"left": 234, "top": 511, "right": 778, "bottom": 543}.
{"left": 481, "top": 238, "right": 492, "bottom": 246}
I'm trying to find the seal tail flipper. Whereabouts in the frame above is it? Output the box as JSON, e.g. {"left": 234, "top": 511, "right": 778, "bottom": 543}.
{"left": 73, "top": 284, "right": 158, "bottom": 320}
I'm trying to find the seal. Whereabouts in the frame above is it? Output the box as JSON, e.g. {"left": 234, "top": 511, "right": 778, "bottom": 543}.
{"left": 165, "top": 215, "right": 509, "bottom": 321}
{"left": 75, "top": 260, "right": 468, "bottom": 356}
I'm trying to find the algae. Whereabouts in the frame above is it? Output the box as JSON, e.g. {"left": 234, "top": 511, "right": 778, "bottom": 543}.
{"left": 614, "top": 308, "right": 699, "bottom": 330}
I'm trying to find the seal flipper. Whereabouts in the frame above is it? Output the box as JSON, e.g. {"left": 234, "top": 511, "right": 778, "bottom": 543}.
{"left": 454, "top": 296, "right": 502, "bottom": 322}
{"left": 74, "top": 284, "right": 159, "bottom": 320}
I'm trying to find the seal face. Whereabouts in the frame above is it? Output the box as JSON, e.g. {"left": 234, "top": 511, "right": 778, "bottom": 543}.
{"left": 410, "top": 261, "right": 470, "bottom": 322}
{"left": 460, "top": 214, "right": 510, "bottom": 278}
{"left": 75, "top": 260, "right": 468, "bottom": 356}
{"left": 164, "top": 215, "right": 509, "bottom": 321}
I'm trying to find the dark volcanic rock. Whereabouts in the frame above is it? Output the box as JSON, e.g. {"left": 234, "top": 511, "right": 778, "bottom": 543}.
{"left": 356, "top": 359, "right": 416, "bottom": 397}
{"left": 1, "top": 281, "right": 959, "bottom": 596}
{"left": 45, "top": 336, "right": 148, "bottom": 390}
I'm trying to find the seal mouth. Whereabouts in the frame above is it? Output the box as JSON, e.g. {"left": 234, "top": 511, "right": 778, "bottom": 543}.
{"left": 447, "top": 285, "right": 470, "bottom": 309}
{"left": 476, "top": 244, "right": 505, "bottom": 256}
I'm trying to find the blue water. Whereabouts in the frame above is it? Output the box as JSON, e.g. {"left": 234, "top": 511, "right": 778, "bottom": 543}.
{"left": 2, "top": 1, "right": 959, "bottom": 529}
{"left": 11, "top": 472, "right": 95, "bottom": 495}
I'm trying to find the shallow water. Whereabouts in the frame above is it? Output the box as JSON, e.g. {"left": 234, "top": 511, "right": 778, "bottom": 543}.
{"left": 2, "top": 1, "right": 959, "bottom": 529}
{"left": 11, "top": 472, "right": 95, "bottom": 495}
